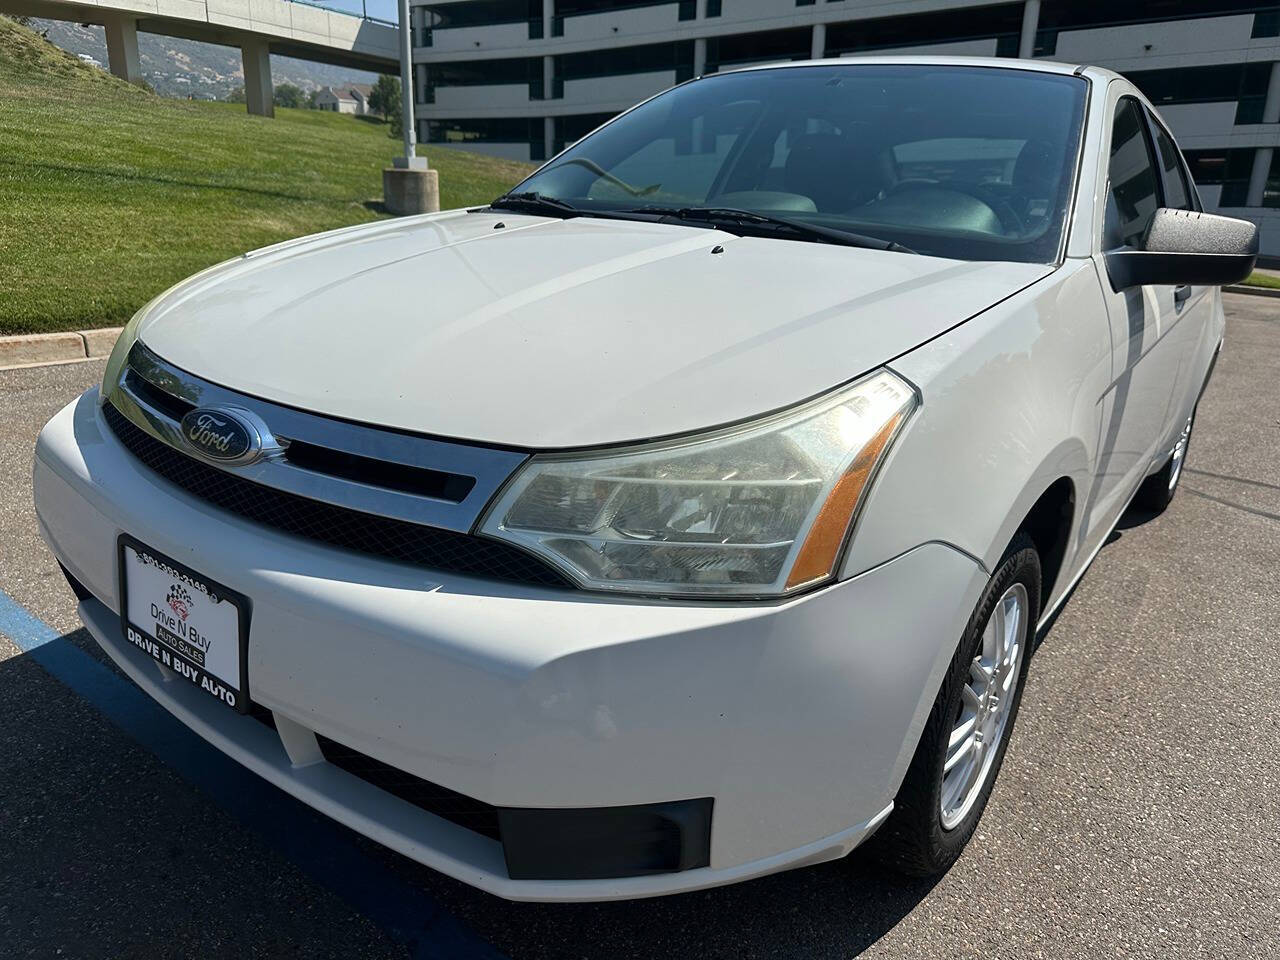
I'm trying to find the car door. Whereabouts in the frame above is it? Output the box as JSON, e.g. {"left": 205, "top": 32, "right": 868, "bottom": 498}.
{"left": 1143, "top": 106, "right": 1219, "bottom": 443}
{"left": 1091, "top": 93, "right": 1183, "bottom": 521}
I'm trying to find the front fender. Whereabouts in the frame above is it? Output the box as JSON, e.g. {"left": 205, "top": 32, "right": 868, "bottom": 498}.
{"left": 840, "top": 259, "right": 1111, "bottom": 601}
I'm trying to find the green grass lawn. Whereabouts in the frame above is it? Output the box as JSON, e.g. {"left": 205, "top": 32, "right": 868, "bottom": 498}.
{"left": 1241, "top": 270, "right": 1280, "bottom": 289}
{"left": 0, "top": 17, "right": 534, "bottom": 335}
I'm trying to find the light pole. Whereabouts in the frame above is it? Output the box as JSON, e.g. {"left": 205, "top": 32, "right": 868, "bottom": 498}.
{"left": 394, "top": 0, "right": 426, "bottom": 170}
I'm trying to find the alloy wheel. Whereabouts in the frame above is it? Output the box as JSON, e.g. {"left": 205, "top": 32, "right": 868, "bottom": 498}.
{"left": 940, "top": 582, "right": 1028, "bottom": 830}
{"left": 1168, "top": 415, "right": 1193, "bottom": 492}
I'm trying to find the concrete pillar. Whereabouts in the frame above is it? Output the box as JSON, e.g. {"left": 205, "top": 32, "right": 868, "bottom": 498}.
{"left": 1018, "top": 0, "right": 1040, "bottom": 59}
{"left": 1262, "top": 61, "right": 1280, "bottom": 124}
{"left": 383, "top": 166, "right": 440, "bottom": 215}
{"left": 811, "top": 22, "right": 826, "bottom": 60}
{"left": 542, "top": 54, "right": 553, "bottom": 99}
{"left": 1247, "top": 147, "right": 1273, "bottom": 207}
{"left": 542, "top": 0, "right": 553, "bottom": 38}
{"left": 411, "top": 5, "right": 423, "bottom": 48}
{"left": 693, "top": 37, "right": 706, "bottom": 76}
{"left": 241, "top": 37, "right": 274, "bottom": 118}
{"left": 544, "top": 116, "right": 554, "bottom": 160}
{"left": 103, "top": 14, "right": 141, "bottom": 85}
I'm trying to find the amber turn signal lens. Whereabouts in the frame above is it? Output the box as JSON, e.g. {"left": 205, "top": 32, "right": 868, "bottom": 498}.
{"left": 785, "top": 410, "right": 907, "bottom": 591}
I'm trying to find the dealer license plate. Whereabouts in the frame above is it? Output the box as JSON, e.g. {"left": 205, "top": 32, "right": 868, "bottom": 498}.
{"left": 118, "top": 536, "right": 250, "bottom": 713}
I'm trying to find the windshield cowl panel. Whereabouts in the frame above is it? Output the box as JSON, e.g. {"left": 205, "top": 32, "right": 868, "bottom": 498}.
{"left": 508, "top": 64, "right": 1088, "bottom": 265}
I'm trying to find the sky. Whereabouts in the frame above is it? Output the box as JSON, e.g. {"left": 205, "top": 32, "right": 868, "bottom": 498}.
{"left": 307, "top": 0, "right": 402, "bottom": 24}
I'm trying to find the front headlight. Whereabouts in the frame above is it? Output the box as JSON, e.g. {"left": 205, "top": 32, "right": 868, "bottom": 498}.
{"left": 101, "top": 258, "right": 243, "bottom": 402}
{"left": 100, "top": 305, "right": 146, "bottom": 400}
{"left": 480, "top": 369, "right": 917, "bottom": 597}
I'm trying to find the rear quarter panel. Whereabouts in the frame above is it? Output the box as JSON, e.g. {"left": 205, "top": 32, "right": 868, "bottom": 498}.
{"left": 841, "top": 259, "right": 1113, "bottom": 614}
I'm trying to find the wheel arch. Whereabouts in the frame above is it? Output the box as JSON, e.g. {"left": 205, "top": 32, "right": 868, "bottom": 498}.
{"left": 1006, "top": 475, "right": 1076, "bottom": 609}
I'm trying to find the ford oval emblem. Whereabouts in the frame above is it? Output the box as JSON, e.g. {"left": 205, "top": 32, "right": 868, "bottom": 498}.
{"left": 180, "top": 408, "right": 260, "bottom": 464}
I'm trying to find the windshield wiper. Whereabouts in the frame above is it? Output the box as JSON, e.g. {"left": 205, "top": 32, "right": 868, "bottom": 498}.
{"left": 489, "top": 191, "right": 580, "bottom": 218}
{"left": 634, "top": 206, "right": 916, "bottom": 254}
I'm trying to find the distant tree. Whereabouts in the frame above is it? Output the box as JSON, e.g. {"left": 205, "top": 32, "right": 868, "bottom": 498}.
{"left": 388, "top": 98, "right": 403, "bottom": 138}
{"left": 306, "top": 88, "right": 320, "bottom": 110}
{"left": 367, "top": 74, "right": 400, "bottom": 120}
{"left": 273, "top": 82, "right": 304, "bottom": 109}
{"left": 227, "top": 86, "right": 246, "bottom": 103}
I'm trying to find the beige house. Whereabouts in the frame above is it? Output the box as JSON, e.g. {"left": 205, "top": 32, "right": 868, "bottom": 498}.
{"left": 314, "top": 83, "right": 374, "bottom": 115}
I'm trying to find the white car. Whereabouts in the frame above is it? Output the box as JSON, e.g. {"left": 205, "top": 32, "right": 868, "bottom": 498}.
{"left": 34, "top": 58, "right": 1256, "bottom": 901}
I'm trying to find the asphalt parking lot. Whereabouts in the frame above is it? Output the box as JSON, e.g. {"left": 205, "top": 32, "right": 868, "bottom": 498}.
{"left": 1, "top": 292, "right": 1277, "bottom": 960}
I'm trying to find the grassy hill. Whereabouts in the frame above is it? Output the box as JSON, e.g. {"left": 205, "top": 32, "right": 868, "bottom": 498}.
{"left": 0, "top": 16, "right": 535, "bottom": 335}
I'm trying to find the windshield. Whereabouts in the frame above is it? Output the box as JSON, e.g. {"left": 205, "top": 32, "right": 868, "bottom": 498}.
{"left": 508, "top": 64, "right": 1088, "bottom": 263}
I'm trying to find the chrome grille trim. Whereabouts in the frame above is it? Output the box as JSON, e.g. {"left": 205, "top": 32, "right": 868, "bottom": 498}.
{"left": 105, "top": 342, "right": 529, "bottom": 534}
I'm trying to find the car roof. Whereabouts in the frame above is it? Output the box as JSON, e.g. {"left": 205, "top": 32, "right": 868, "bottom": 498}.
{"left": 720, "top": 55, "right": 1121, "bottom": 84}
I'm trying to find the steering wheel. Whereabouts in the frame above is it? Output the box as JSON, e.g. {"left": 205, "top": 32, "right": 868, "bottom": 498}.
{"left": 886, "top": 177, "right": 941, "bottom": 192}
{"left": 886, "top": 179, "right": 1023, "bottom": 235}
{"left": 965, "top": 183, "right": 1027, "bottom": 235}
{"left": 556, "top": 157, "right": 661, "bottom": 198}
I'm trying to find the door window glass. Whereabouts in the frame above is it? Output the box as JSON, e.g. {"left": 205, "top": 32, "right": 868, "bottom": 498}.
{"left": 1147, "top": 112, "right": 1193, "bottom": 211}
{"left": 1104, "top": 98, "right": 1160, "bottom": 250}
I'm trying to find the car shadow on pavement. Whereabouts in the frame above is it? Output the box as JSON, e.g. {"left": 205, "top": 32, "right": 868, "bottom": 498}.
{"left": 0, "top": 630, "right": 414, "bottom": 959}
{"left": 450, "top": 849, "right": 944, "bottom": 960}
{"left": 1034, "top": 497, "right": 1165, "bottom": 646}
{"left": 3, "top": 626, "right": 943, "bottom": 960}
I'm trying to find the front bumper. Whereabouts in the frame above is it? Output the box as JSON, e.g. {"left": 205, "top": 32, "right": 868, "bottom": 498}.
{"left": 34, "top": 389, "right": 987, "bottom": 901}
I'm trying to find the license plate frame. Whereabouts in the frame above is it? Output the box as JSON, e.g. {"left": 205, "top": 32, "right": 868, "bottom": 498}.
{"left": 117, "top": 534, "right": 252, "bottom": 714}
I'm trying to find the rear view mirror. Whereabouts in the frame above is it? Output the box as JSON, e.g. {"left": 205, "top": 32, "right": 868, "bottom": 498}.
{"left": 1105, "top": 208, "right": 1258, "bottom": 291}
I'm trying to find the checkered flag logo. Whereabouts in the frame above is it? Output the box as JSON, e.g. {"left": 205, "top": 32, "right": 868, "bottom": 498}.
{"left": 167, "top": 584, "right": 192, "bottom": 622}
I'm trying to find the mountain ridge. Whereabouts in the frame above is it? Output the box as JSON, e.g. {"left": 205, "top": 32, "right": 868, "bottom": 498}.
{"left": 29, "top": 17, "right": 380, "bottom": 100}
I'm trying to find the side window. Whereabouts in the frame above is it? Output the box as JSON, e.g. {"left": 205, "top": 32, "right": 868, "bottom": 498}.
{"left": 1147, "top": 111, "right": 1194, "bottom": 211}
{"left": 1103, "top": 98, "right": 1161, "bottom": 250}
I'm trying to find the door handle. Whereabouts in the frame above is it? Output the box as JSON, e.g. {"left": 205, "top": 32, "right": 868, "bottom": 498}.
{"left": 1174, "top": 284, "right": 1192, "bottom": 306}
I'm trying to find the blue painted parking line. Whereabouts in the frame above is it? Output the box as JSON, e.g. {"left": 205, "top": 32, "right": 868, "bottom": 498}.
{"left": 0, "top": 587, "right": 508, "bottom": 960}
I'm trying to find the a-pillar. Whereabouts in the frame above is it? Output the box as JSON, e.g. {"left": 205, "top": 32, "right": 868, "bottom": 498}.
{"left": 103, "top": 14, "right": 141, "bottom": 85}
{"left": 242, "top": 37, "right": 274, "bottom": 118}
{"left": 1018, "top": 0, "right": 1040, "bottom": 59}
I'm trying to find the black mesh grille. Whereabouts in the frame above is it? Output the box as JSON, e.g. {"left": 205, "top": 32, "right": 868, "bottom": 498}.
{"left": 103, "top": 401, "right": 571, "bottom": 588}
{"left": 316, "top": 734, "right": 501, "bottom": 841}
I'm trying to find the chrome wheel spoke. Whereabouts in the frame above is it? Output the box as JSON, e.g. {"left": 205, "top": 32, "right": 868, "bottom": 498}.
{"left": 944, "top": 730, "right": 975, "bottom": 773}
{"left": 989, "top": 599, "right": 1007, "bottom": 664}
{"left": 1169, "top": 416, "right": 1192, "bottom": 491}
{"left": 999, "top": 596, "right": 1021, "bottom": 691}
{"left": 969, "top": 659, "right": 992, "bottom": 689}
{"left": 948, "top": 714, "right": 976, "bottom": 751}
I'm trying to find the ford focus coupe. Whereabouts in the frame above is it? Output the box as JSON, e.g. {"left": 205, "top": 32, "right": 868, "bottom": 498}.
{"left": 34, "top": 58, "right": 1257, "bottom": 900}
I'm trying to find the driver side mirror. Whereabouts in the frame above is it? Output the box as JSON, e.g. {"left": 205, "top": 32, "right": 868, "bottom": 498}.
{"left": 1105, "top": 208, "right": 1259, "bottom": 291}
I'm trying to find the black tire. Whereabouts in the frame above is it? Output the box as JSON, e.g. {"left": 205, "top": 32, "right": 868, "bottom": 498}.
{"left": 1133, "top": 410, "right": 1194, "bottom": 515}
{"left": 870, "top": 532, "right": 1041, "bottom": 878}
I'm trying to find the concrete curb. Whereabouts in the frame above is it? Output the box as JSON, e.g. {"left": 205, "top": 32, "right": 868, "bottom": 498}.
{"left": 1225, "top": 284, "right": 1280, "bottom": 299}
{"left": 0, "top": 327, "right": 123, "bottom": 371}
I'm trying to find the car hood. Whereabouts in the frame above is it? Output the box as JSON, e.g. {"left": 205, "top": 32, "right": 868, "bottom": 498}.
{"left": 137, "top": 211, "right": 1052, "bottom": 448}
